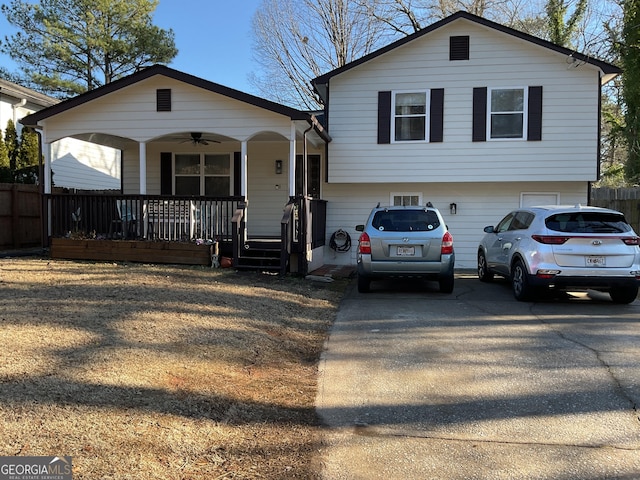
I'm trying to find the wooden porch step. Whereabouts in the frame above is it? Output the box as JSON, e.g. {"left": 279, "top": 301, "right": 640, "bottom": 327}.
{"left": 235, "top": 238, "right": 281, "bottom": 272}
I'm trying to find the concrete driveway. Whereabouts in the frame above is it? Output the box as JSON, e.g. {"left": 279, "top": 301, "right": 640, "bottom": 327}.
{"left": 316, "top": 273, "right": 640, "bottom": 480}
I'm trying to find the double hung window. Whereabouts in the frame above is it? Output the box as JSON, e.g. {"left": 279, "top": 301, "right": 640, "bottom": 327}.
{"left": 392, "top": 91, "right": 428, "bottom": 142}
{"left": 174, "top": 153, "right": 231, "bottom": 196}
{"left": 488, "top": 88, "right": 526, "bottom": 139}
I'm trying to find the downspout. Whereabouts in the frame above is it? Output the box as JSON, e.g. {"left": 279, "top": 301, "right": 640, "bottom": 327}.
{"left": 12, "top": 98, "right": 27, "bottom": 125}
{"left": 302, "top": 124, "right": 313, "bottom": 198}
{"left": 300, "top": 124, "right": 313, "bottom": 275}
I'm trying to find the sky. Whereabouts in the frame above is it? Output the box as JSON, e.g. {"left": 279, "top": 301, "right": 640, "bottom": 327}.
{"left": 0, "top": 0, "right": 264, "bottom": 94}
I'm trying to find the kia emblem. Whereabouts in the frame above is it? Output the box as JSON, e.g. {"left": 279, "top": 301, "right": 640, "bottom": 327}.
{"left": 403, "top": 237, "right": 409, "bottom": 243}
{"left": 592, "top": 240, "right": 602, "bottom": 246}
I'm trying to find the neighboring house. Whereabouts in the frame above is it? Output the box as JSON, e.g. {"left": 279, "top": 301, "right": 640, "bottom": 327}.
{"left": 1, "top": 77, "right": 121, "bottom": 190}
{"left": 20, "top": 11, "right": 620, "bottom": 272}
{"left": 1, "top": 77, "right": 58, "bottom": 134}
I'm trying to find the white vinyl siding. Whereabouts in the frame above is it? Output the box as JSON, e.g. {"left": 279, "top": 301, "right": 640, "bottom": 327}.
{"left": 322, "top": 181, "right": 589, "bottom": 269}
{"left": 325, "top": 19, "right": 601, "bottom": 184}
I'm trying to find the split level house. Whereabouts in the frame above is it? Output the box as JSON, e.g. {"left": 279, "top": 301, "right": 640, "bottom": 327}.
{"left": 20, "top": 11, "right": 621, "bottom": 273}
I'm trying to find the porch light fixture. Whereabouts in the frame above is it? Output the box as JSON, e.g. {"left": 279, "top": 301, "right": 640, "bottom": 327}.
{"left": 449, "top": 203, "right": 457, "bottom": 215}
{"left": 275, "top": 159, "right": 283, "bottom": 174}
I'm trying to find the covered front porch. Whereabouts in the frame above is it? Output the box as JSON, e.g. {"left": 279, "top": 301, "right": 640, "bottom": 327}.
{"left": 20, "top": 65, "right": 331, "bottom": 274}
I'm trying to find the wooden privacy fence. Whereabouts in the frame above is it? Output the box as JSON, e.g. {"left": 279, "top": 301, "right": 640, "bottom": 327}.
{"left": 591, "top": 187, "right": 640, "bottom": 233}
{"left": 0, "top": 183, "right": 42, "bottom": 250}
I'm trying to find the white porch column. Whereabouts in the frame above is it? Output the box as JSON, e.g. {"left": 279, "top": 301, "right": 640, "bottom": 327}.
{"left": 139, "top": 142, "right": 147, "bottom": 194}
{"left": 43, "top": 142, "right": 52, "bottom": 194}
{"left": 289, "top": 123, "right": 296, "bottom": 197}
{"left": 241, "top": 140, "right": 248, "bottom": 197}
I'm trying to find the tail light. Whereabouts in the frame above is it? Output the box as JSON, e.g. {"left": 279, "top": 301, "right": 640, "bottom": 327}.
{"left": 622, "top": 237, "right": 640, "bottom": 246}
{"left": 358, "top": 232, "right": 371, "bottom": 254}
{"left": 532, "top": 235, "right": 570, "bottom": 245}
{"left": 441, "top": 231, "right": 454, "bottom": 255}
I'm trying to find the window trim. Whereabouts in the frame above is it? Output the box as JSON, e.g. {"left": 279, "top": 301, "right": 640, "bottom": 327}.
{"left": 391, "top": 90, "right": 430, "bottom": 143}
{"left": 390, "top": 192, "right": 423, "bottom": 206}
{"left": 487, "top": 87, "right": 528, "bottom": 141}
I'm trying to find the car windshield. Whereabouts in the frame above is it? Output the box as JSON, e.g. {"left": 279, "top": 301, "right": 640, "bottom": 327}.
{"left": 545, "top": 212, "right": 632, "bottom": 234}
{"left": 372, "top": 210, "right": 440, "bottom": 232}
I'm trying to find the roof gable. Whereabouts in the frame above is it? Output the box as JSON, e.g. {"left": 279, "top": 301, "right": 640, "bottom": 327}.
{"left": 21, "top": 64, "right": 312, "bottom": 126}
{"left": 311, "top": 11, "right": 621, "bottom": 101}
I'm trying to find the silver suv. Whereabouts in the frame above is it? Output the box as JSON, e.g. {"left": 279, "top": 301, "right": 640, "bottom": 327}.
{"left": 478, "top": 205, "right": 640, "bottom": 303}
{"left": 355, "top": 205, "right": 455, "bottom": 293}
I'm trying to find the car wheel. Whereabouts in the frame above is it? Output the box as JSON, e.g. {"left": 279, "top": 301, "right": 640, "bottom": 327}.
{"left": 477, "top": 250, "right": 494, "bottom": 282}
{"left": 609, "top": 286, "right": 638, "bottom": 304}
{"left": 512, "top": 259, "right": 534, "bottom": 301}
{"left": 439, "top": 274, "right": 454, "bottom": 294}
{"left": 357, "top": 274, "right": 371, "bottom": 293}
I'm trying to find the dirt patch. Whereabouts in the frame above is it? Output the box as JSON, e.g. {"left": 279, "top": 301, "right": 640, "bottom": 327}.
{"left": 0, "top": 257, "right": 349, "bottom": 479}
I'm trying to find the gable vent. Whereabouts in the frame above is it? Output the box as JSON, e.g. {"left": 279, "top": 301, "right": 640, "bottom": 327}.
{"left": 450, "top": 36, "right": 470, "bottom": 61}
{"left": 156, "top": 89, "right": 171, "bottom": 112}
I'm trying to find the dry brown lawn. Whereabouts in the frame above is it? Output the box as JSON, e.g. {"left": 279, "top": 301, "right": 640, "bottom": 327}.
{"left": 0, "top": 257, "right": 349, "bottom": 479}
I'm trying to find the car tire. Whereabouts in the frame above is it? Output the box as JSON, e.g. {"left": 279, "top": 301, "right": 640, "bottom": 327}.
{"left": 477, "top": 250, "right": 494, "bottom": 282}
{"left": 512, "top": 259, "right": 534, "bottom": 301}
{"left": 609, "top": 286, "right": 638, "bottom": 304}
{"left": 439, "top": 274, "right": 455, "bottom": 294}
{"left": 357, "top": 274, "right": 371, "bottom": 293}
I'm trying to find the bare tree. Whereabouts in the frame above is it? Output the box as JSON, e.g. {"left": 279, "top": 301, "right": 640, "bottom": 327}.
{"left": 250, "top": 0, "right": 386, "bottom": 109}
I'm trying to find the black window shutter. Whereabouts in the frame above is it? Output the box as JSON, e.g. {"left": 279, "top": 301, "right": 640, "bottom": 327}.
{"left": 527, "top": 86, "right": 543, "bottom": 141}
{"left": 160, "top": 152, "right": 172, "bottom": 195}
{"left": 430, "top": 89, "right": 444, "bottom": 142}
{"left": 472, "top": 87, "right": 487, "bottom": 142}
{"left": 378, "top": 91, "right": 391, "bottom": 144}
{"left": 450, "top": 36, "right": 470, "bottom": 61}
{"left": 156, "top": 89, "right": 171, "bottom": 112}
{"left": 234, "top": 152, "right": 241, "bottom": 196}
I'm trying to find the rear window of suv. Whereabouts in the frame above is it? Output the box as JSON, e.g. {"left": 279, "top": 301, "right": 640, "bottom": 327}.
{"left": 545, "top": 212, "right": 632, "bottom": 234}
{"left": 372, "top": 209, "right": 440, "bottom": 232}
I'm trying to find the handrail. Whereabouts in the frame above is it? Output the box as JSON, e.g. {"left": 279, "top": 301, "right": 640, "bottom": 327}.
{"left": 231, "top": 204, "right": 246, "bottom": 267}
{"left": 280, "top": 200, "right": 296, "bottom": 275}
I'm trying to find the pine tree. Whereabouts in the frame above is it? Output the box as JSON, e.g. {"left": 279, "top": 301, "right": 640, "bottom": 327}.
{"left": 0, "top": 131, "right": 11, "bottom": 182}
{"left": 15, "top": 127, "right": 40, "bottom": 183}
{"left": 4, "top": 120, "right": 19, "bottom": 178}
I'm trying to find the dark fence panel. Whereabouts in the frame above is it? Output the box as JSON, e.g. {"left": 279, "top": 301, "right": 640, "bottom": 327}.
{"left": 0, "top": 183, "right": 42, "bottom": 249}
{"left": 591, "top": 187, "right": 640, "bottom": 233}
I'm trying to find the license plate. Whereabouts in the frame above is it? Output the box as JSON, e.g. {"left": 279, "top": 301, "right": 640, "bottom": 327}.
{"left": 586, "top": 256, "right": 605, "bottom": 267}
{"left": 397, "top": 246, "right": 415, "bottom": 256}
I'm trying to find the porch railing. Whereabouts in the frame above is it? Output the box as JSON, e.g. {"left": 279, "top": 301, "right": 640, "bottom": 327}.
{"left": 280, "top": 196, "right": 327, "bottom": 275}
{"left": 47, "top": 194, "right": 244, "bottom": 243}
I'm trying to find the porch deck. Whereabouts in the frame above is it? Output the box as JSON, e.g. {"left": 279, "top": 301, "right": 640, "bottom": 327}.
{"left": 45, "top": 193, "right": 328, "bottom": 275}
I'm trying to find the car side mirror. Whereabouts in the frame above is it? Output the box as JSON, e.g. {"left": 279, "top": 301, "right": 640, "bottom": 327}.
{"left": 484, "top": 226, "right": 496, "bottom": 233}
{"left": 355, "top": 224, "right": 364, "bottom": 232}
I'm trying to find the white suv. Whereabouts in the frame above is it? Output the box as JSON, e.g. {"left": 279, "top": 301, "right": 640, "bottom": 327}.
{"left": 478, "top": 205, "right": 640, "bottom": 303}
{"left": 355, "top": 205, "right": 455, "bottom": 293}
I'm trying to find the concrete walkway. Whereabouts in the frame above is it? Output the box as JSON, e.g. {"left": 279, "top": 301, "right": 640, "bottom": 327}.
{"left": 316, "top": 274, "right": 640, "bottom": 479}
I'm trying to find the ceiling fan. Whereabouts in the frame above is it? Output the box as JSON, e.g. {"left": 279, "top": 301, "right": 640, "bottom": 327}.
{"left": 179, "top": 132, "right": 220, "bottom": 145}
